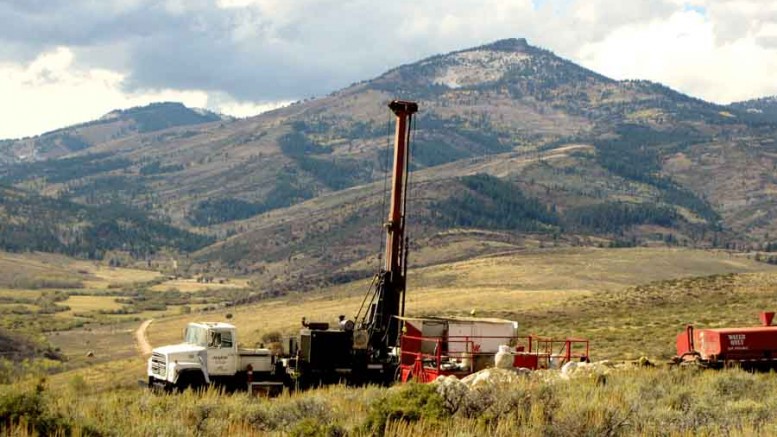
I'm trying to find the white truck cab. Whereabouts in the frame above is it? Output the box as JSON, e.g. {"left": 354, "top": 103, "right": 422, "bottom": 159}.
{"left": 147, "top": 322, "right": 276, "bottom": 391}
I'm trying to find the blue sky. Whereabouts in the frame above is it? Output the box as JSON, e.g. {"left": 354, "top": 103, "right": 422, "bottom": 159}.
{"left": 0, "top": 0, "right": 775, "bottom": 139}
{"left": 683, "top": 4, "right": 707, "bottom": 15}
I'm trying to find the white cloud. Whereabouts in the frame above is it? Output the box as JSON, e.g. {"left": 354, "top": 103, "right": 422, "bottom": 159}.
{"left": 206, "top": 93, "right": 293, "bottom": 118}
{"left": 0, "top": 47, "right": 282, "bottom": 139}
{"left": 576, "top": 9, "right": 777, "bottom": 103}
{"left": 1, "top": 0, "right": 777, "bottom": 138}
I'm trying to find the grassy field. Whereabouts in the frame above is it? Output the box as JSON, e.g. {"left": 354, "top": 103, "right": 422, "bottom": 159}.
{"left": 0, "top": 250, "right": 256, "bottom": 356}
{"left": 147, "top": 247, "right": 777, "bottom": 358}
{"left": 57, "top": 295, "right": 124, "bottom": 314}
{"left": 4, "top": 246, "right": 777, "bottom": 435}
{"left": 0, "top": 251, "right": 161, "bottom": 289}
{"left": 0, "top": 246, "right": 767, "bottom": 369}
{"left": 149, "top": 277, "right": 251, "bottom": 293}
{"left": 7, "top": 366, "right": 777, "bottom": 436}
{"left": 0, "top": 289, "right": 43, "bottom": 298}
{"left": 81, "top": 265, "right": 162, "bottom": 290}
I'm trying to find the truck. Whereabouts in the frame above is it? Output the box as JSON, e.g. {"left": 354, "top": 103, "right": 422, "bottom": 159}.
{"left": 147, "top": 322, "right": 283, "bottom": 392}
{"left": 147, "top": 100, "right": 419, "bottom": 392}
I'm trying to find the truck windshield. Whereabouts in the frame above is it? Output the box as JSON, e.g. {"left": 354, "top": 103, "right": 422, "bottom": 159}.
{"left": 183, "top": 325, "right": 208, "bottom": 347}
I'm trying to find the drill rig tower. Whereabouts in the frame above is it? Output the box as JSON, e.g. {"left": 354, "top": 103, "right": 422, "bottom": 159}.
{"left": 366, "top": 100, "right": 418, "bottom": 359}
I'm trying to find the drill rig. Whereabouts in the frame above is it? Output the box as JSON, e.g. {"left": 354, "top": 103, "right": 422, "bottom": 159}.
{"left": 148, "top": 100, "right": 591, "bottom": 393}
{"left": 360, "top": 100, "right": 417, "bottom": 361}
{"left": 146, "top": 101, "right": 418, "bottom": 393}
{"left": 288, "top": 100, "right": 418, "bottom": 387}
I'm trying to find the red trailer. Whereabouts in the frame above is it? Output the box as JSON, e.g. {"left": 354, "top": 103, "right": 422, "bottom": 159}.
{"left": 675, "top": 311, "right": 777, "bottom": 369}
{"left": 397, "top": 316, "right": 590, "bottom": 383}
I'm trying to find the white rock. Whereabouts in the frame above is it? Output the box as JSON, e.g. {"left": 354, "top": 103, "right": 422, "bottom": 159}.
{"left": 561, "top": 361, "right": 578, "bottom": 375}
{"left": 495, "top": 345, "right": 514, "bottom": 369}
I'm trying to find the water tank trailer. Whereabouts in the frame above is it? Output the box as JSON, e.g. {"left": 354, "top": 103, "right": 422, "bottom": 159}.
{"left": 675, "top": 311, "right": 777, "bottom": 369}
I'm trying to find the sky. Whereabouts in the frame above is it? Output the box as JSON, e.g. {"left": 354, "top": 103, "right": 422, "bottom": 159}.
{"left": 1, "top": 0, "right": 776, "bottom": 140}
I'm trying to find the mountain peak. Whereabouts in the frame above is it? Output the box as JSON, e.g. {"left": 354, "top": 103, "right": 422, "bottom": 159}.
{"left": 380, "top": 37, "right": 541, "bottom": 90}
{"left": 478, "top": 38, "right": 531, "bottom": 52}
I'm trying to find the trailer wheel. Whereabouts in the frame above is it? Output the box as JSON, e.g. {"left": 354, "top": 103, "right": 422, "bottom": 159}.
{"left": 724, "top": 360, "right": 741, "bottom": 370}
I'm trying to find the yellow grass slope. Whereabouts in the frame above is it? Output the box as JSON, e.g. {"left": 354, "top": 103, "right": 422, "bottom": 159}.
{"left": 0, "top": 250, "right": 162, "bottom": 290}
{"left": 147, "top": 247, "right": 777, "bottom": 358}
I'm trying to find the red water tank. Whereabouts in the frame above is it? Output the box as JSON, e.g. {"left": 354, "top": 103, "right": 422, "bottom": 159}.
{"left": 676, "top": 314, "right": 777, "bottom": 363}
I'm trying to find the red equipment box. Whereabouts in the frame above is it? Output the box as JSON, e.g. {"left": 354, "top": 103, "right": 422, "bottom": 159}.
{"left": 397, "top": 316, "right": 589, "bottom": 383}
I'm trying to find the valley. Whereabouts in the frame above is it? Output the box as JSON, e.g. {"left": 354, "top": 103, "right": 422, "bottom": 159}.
{"left": 2, "top": 39, "right": 777, "bottom": 289}
{"left": 3, "top": 36, "right": 777, "bottom": 436}
{"left": 4, "top": 246, "right": 777, "bottom": 435}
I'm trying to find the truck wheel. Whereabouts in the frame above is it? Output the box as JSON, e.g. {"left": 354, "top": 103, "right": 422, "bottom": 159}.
{"left": 177, "top": 372, "right": 206, "bottom": 393}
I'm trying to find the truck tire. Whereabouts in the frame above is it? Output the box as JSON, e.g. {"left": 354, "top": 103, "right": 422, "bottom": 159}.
{"left": 177, "top": 371, "right": 206, "bottom": 392}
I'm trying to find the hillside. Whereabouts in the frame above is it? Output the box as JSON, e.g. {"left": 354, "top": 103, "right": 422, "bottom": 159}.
{"left": 729, "top": 96, "right": 777, "bottom": 124}
{"left": 0, "top": 185, "right": 212, "bottom": 259}
{"left": 0, "top": 102, "right": 225, "bottom": 162}
{"left": 0, "top": 328, "right": 60, "bottom": 364}
{"left": 0, "top": 38, "right": 777, "bottom": 282}
{"left": 146, "top": 247, "right": 777, "bottom": 351}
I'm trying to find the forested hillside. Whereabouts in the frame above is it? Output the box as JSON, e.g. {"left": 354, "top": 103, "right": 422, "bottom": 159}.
{"left": 0, "top": 38, "right": 776, "bottom": 284}
{"left": 0, "top": 186, "right": 211, "bottom": 259}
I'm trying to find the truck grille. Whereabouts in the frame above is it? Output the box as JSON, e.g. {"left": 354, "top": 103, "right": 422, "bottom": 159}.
{"left": 151, "top": 352, "right": 167, "bottom": 376}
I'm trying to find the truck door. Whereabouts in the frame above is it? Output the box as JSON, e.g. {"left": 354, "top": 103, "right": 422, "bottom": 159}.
{"left": 206, "top": 329, "right": 237, "bottom": 375}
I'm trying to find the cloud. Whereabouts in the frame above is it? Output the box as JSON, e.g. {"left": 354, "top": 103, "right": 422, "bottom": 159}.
{"left": 696, "top": 0, "right": 777, "bottom": 44}
{"left": 0, "top": 0, "right": 670, "bottom": 101}
{"left": 0, "top": 0, "right": 776, "bottom": 138}
{"left": 577, "top": 8, "right": 777, "bottom": 103}
{"left": 0, "top": 46, "right": 261, "bottom": 139}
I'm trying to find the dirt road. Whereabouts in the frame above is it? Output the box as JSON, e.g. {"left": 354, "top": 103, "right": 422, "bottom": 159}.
{"left": 135, "top": 319, "right": 153, "bottom": 357}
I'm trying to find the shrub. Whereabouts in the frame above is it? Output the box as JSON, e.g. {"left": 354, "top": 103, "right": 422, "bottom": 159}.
{"left": 0, "top": 380, "right": 74, "bottom": 436}
{"left": 269, "top": 396, "right": 335, "bottom": 432}
{"left": 710, "top": 371, "right": 756, "bottom": 401}
{"left": 362, "top": 383, "right": 449, "bottom": 435}
{"left": 11, "top": 276, "right": 83, "bottom": 290}
{"left": 261, "top": 330, "right": 283, "bottom": 344}
{"left": 68, "top": 375, "right": 88, "bottom": 394}
{"left": 290, "top": 418, "right": 345, "bottom": 437}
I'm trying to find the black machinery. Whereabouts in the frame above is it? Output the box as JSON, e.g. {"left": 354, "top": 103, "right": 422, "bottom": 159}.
{"left": 290, "top": 100, "right": 418, "bottom": 387}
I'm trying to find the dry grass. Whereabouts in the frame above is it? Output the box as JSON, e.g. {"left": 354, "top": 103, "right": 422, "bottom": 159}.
{"left": 0, "top": 303, "right": 38, "bottom": 311}
{"left": 6, "top": 247, "right": 777, "bottom": 436}
{"left": 149, "top": 278, "right": 250, "bottom": 293}
{"left": 0, "top": 289, "right": 43, "bottom": 299}
{"left": 0, "top": 253, "right": 77, "bottom": 287}
{"left": 0, "top": 250, "right": 162, "bottom": 292}
{"left": 7, "top": 366, "right": 777, "bottom": 436}
{"left": 81, "top": 265, "right": 162, "bottom": 290}
{"left": 147, "top": 247, "right": 777, "bottom": 353}
{"left": 48, "top": 357, "right": 146, "bottom": 389}
{"left": 47, "top": 323, "right": 140, "bottom": 369}
{"left": 57, "top": 296, "right": 123, "bottom": 315}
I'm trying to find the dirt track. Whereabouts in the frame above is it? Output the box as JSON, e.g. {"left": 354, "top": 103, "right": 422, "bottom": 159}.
{"left": 135, "top": 319, "right": 153, "bottom": 357}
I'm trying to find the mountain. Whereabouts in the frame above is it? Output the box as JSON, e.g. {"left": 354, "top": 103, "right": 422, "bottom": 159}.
{"left": 729, "top": 96, "right": 777, "bottom": 124}
{"left": 0, "top": 185, "right": 212, "bottom": 259}
{"left": 1, "top": 38, "right": 777, "bottom": 288}
{"left": 0, "top": 102, "right": 227, "bottom": 163}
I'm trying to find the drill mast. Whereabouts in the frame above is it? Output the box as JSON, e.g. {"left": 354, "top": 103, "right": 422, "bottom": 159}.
{"left": 366, "top": 100, "right": 418, "bottom": 356}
